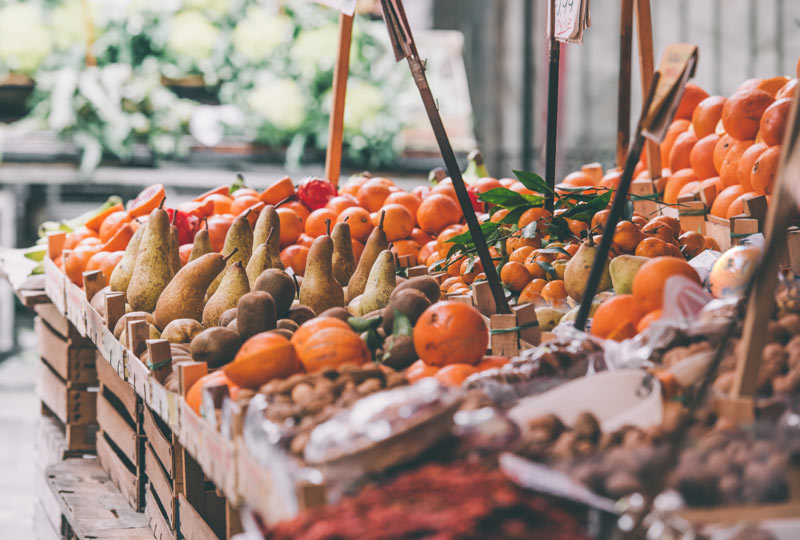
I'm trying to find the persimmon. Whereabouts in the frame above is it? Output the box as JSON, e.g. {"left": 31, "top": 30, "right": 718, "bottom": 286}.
{"left": 590, "top": 295, "right": 647, "bottom": 340}
{"left": 721, "top": 89, "right": 774, "bottom": 141}
{"left": 413, "top": 301, "right": 488, "bottom": 366}
{"left": 719, "top": 140, "right": 754, "bottom": 188}
{"left": 632, "top": 256, "right": 701, "bottom": 311}
{"left": 280, "top": 245, "right": 309, "bottom": 276}
{"left": 276, "top": 208, "right": 303, "bottom": 247}
{"left": 416, "top": 194, "right": 460, "bottom": 234}
{"left": 751, "top": 145, "right": 780, "bottom": 195}
{"left": 759, "top": 98, "right": 791, "bottom": 146}
{"left": 709, "top": 185, "right": 745, "bottom": 218}
{"left": 737, "top": 142, "right": 768, "bottom": 191}
{"left": 225, "top": 332, "right": 302, "bottom": 389}
{"left": 689, "top": 133, "right": 721, "bottom": 179}
{"left": 305, "top": 208, "right": 338, "bottom": 238}
{"left": 613, "top": 221, "right": 644, "bottom": 253}
{"left": 260, "top": 176, "right": 295, "bottom": 205}
{"left": 691, "top": 95, "right": 727, "bottom": 138}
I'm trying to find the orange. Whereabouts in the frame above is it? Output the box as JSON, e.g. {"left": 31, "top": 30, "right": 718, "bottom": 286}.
{"left": 759, "top": 98, "right": 791, "bottom": 146}
{"left": 291, "top": 317, "right": 351, "bottom": 351}
{"left": 352, "top": 239, "right": 364, "bottom": 262}
{"left": 224, "top": 332, "right": 302, "bottom": 389}
{"left": 410, "top": 227, "right": 433, "bottom": 246}
{"left": 325, "top": 194, "right": 359, "bottom": 215}
{"left": 591, "top": 209, "right": 611, "bottom": 230}
{"left": 275, "top": 207, "right": 302, "bottom": 247}
{"left": 293, "top": 233, "right": 313, "bottom": 249}
{"left": 635, "top": 237, "right": 674, "bottom": 258}
{"left": 64, "top": 226, "right": 97, "bottom": 250}
{"left": 436, "top": 226, "right": 463, "bottom": 257}
{"left": 726, "top": 191, "right": 757, "bottom": 219}
{"left": 459, "top": 257, "right": 484, "bottom": 285}
{"left": 636, "top": 309, "right": 663, "bottom": 333}
{"left": 406, "top": 359, "right": 438, "bottom": 383}
{"left": 260, "top": 176, "right": 295, "bottom": 205}
{"left": 509, "top": 181, "right": 538, "bottom": 196}
{"left": 689, "top": 133, "right": 720, "bottom": 179}
{"left": 476, "top": 356, "right": 510, "bottom": 371}
{"left": 101, "top": 223, "right": 134, "bottom": 252}
{"left": 560, "top": 171, "right": 595, "bottom": 187}
{"left": 509, "top": 246, "right": 535, "bottom": 264}
{"left": 64, "top": 244, "right": 101, "bottom": 286}
{"left": 642, "top": 220, "right": 674, "bottom": 243}
{"left": 304, "top": 208, "right": 338, "bottom": 238}
{"left": 439, "top": 277, "right": 464, "bottom": 292}
{"left": 721, "top": 89, "right": 774, "bottom": 141}
{"left": 590, "top": 295, "right": 647, "bottom": 340}
{"left": 709, "top": 185, "right": 745, "bottom": 218}
{"left": 280, "top": 245, "right": 309, "bottom": 276}
{"left": 98, "top": 251, "right": 124, "bottom": 282}
{"left": 384, "top": 191, "right": 421, "bottom": 219}
{"left": 282, "top": 200, "right": 310, "bottom": 222}
{"left": 675, "top": 83, "right": 709, "bottom": 120}
{"left": 392, "top": 240, "right": 421, "bottom": 261}
{"left": 430, "top": 183, "right": 459, "bottom": 204}
{"left": 84, "top": 250, "right": 109, "bottom": 274}
{"left": 380, "top": 203, "right": 415, "bottom": 242}
{"left": 540, "top": 280, "right": 567, "bottom": 306}
{"left": 719, "top": 140, "right": 754, "bottom": 188}
{"left": 194, "top": 185, "right": 229, "bottom": 202}
{"left": 632, "top": 256, "right": 701, "bottom": 311}
{"left": 704, "top": 236, "right": 720, "bottom": 251}
{"left": 678, "top": 231, "right": 705, "bottom": 259}
{"left": 128, "top": 184, "right": 166, "bottom": 218}
{"left": 737, "top": 78, "right": 762, "bottom": 93}
{"left": 500, "top": 261, "right": 530, "bottom": 292}
{"left": 206, "top": 214, "right": 233, "bottom": 252}
{"left": 356, "top": 178, "right": 392, "bottom": 212}
{"left": 506, "top": 235, "right": 541, "bottom": 252}
{"left": 661, "top": 119, "right": 691, "bottom": 164}
{"left": 186, "top": 371, "right": 239, "bottom": 414}
{"left": 613, "top": 221, "right": 644, "bottom": 253}
{"left": 337, "top": 206, "right": 373, "bottom": 243}
{"left": 737, "top": 142, "right": 768, "bottom": 191}
{"left": 434, "top": 363, "right": 478, "bottom": 387}
{"left": 204, "top": 193, "right": 233, "bottom": 215}
{"left": 413, "top": 301, "right": 488, "bottom": 366}
{"left": 652, "top": 216, "right": 680, "bottom": 238}
{"left": 663, "top": 169, "right": 699, "bottom": 204}
{"left": 756, "top": 76, "right": 790, "bottom": 97}
{"left": 712, "top": 134, "right": 735, "bottom": 173}
{"left": 417, "top": 194, "right": 461, "bottom": 234}
{"left": 179, "top": 244, "right": 192, "bottom": 267}
{"left": 98, "top": 211, "right": 132, "bottom": 243}
{"left": 518, "top": 286, "right": 545, "bottom": 306}
{"left": 691, "top": 95, "right": 727, "bottom": 138}
{"left": 668, "top": 129, "right": 697, "bottom": 172}
{"left": 600, "top": 170, "right": 622, "bottom": 190}
{"left": 232, "top": 188, "right": 259, "bottom": 199}
{"left": 230, "top": 194, "right": 260, "bottom": 217}
{"left": 239, "top": 201, "right": 264, "bottom": 229}
{"left": 518, "top": 207, "right": 552, "bottom": 229}
{"left": 339, "top": 175, "right": 369, "bottom": 198}
{"left": 418, "top": 240, "right": 438, "bottom": 266}
{"left": 85, "top": 203, "right": 124, "bottom": 233}
{"left": 751, "top": 145, "right": 781, "bottom": 195}
{"left": 699, "top": 177, "right": 722, "bottom": 207}
{"left": 523, "top": 256, "right": 547, "bottom": 280}
{"left": 776, "top": 78, "right": 798, "bottom": 100}
{"left": 490, "top": 208, "right": 510, "bottom": 223}
{"left": 677, "top": 181, "right": 700, "bottom": 199}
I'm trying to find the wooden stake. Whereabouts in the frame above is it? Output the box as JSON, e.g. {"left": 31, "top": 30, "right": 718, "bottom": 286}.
{"left": 635, "top": 0, "right": 662, "bottom": 183}
{"left": 617, "top": 0, "right": 634, "bottom": 168}
{"left": 104, "top": 292, "right": 125, "bottom": 331}
{"left": 324, "top": 12, "right": 354, "bottom": 187}
{"left": 544, "top": 0, "right": 560, "bottom": 213}
{"left": 146, "top": 339, "right": 172, "bottom": 383}
{"left": 379, "top": 0, "right": 511, "bottom": 314}
{"left": 82, "top": 270, "right": 105, "bottom": 302}
{"left": 127, "top": 318, "right": 148, "bottom": 358}
{"left": 732, "top": 86, "right": 800, "bottom": 398}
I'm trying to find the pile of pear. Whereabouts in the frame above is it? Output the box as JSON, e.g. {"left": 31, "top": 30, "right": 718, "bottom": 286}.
{"left": 100, "top": 202, "right": 425, "bottom": 372}
{"left": 536, "top": 236, "right": 649, "bottom": 331}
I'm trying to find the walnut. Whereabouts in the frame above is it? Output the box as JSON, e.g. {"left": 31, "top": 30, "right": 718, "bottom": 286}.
{"left": 573, "top": 412, "right": 600, "bottom": 442}
{"left": 778, "top": 313, "right": 800, "bottom": 337}
{"left": 291, "top": 383, "right": 315, "bottom": 404}
{"left": 356, "top": 378, "right": 382, "bottom": 394}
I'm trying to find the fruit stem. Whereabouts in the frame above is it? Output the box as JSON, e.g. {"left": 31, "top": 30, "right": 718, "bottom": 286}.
{"left": 203, "top": 216, "right": 209, "bottom": 230}
{"left": 242, "top": 208, "right": 252, "bottom": 219}
{"left": 588, "top": 233, "right": 595, "bottom": 247}
{"left": 159, "top": 197, "right": 166, "bottom": 209}
{"left": 171, "top": 209, "right": 178, "bottom": 225}
{"left": 265, "top": 227, "right": 275, "bottom": 246}
{"left": 276, "top": 196, "right": 293, "bottom": 208}
{"left": 223, "top": 247, "right": 238, "bottom": 262}
{"left": 344, "top": 215, "right": 350, "bottom": 223}
{"left": 325, "top": 218, "right": 331, "bottom": 237}
{"left": 379, "top": 210, "right": 386, "bottom": 230}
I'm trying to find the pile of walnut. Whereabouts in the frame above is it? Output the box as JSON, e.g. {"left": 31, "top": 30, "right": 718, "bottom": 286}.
{"left": 520, "top": 411, "right": 790, "bottom": 506}
{"left": 257, "top": 363, "right": 407, "bottom": 456}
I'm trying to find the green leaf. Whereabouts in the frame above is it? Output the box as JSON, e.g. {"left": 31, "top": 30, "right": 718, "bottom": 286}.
{"left": 536, "top": 246, "right": 570, "bottom": 256}
{"left": 546, "top": 217, "right": 572, "bottom": 242}
{"left": 561, "top": 190, "right": 613, "bottom": 222}
{"left": 624, "top": 199, "right": 634, "bottom": 221}
{"left": 536, "top": 260, "right": 558, "bottom": 279}
{"left": 392, "top": 309, "right": 412, "bottom": 337}
{"left": 428, "top": 259, "right": 446, "bottom": 272}
{"left": 513, "top": 170, "right": 554, "bottom": 195}
{"left": 365, "top": 328, "right": 383, "bottom": 354}
{"left": 500, "top": 206, "right": 528, "bottom": 225}
{"left": 445, "top": 222, "right": 499, "bottom": 244}
{"left": 479, "top": 188, "right": 543, "bottom": 208}
{"left": 348, "top": 316, "right": 382, "bottom": 333}
{"left": 521, "top": 221, "right": 538, "bottom": 238}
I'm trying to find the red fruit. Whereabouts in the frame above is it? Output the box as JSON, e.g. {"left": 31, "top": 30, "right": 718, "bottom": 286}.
{"left": 467, "top": 186, "right": 484, "bottom": 213}
{"left": 296, "top": 177, "right": 337, "bottom": 210}
{"left": 165, "top": 209, "right": 199, "bottom": 244}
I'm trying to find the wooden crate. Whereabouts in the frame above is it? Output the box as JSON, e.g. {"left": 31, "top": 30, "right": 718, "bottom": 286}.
{"left": 144, "top": 406, "right": 183, "bottom": 531}
{"left": 36, "top": 359, "right": 97, "bottom": 453}
{"left": 145, "top": 481, "right": 176, "bottom": 540}
{"left": 179, "top": 447, "right": 242, "bottom": 540}
{"left": 96, "top": 354, "right": 145, "bottom": 511}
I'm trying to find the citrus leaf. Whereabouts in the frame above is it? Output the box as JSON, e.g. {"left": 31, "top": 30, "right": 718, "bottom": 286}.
{"left": 445, "top": 222, "right": 499, "bottom": 244}
{"left": 536, "top": 261, "right": 557, "bottom": 279}
{"left": 513, "top": 170, "right": 554, "bottom": 195}
{"left": 521, "top": 221, "right": 538, "bottom": 238}
{"left": 348, "top": 316, "right": 382, "bottom": 333}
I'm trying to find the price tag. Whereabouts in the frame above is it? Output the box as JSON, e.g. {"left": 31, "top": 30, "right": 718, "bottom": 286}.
{"left": 550, "top": 0, "right": 591, "bottom": 44}
{"left": 314, "top": 0, "right": 355, "bottom": 15}
{"left": 642, "top": 44, "right": 699, "bottom": 142}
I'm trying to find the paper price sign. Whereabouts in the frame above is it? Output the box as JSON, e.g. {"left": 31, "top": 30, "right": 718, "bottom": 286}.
{"left": 314, "top": 0, "right": 356, "bottom": 16}
{"left": 550, "top": 0, "right": 591, "bottom": 44}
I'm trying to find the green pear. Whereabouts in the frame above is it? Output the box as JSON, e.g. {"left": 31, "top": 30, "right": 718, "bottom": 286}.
{"left": 609, "top": 255, "right": 649, "bottom": 294}
{"left": 246, "top": 227, "right": 283, "bottom": 288}
{"left": 109, "top": 221, "right": 146, "bottom": 296}
{"left": 207, "top": 210, "right": 253, "bottom": 297}
{"left": 331, "top": 221, "right": 356, "bottom": 286}
{"left": 462, "top": 149, "right": 490, "bottom": 185}
{"left": 347, "top": 212, "right": 388, "bottom": 301}
{"left": 299, "top": 234, "right": 345, "bottom": 314}
{"left": 252, "top": 206, "right": 281, "bottom": 254}
{"left": 154, "top": 249, "right": 236, "bottom": 329}
{"left": 169, "top": 211, "right": 181, "bottom": 274}
{"left": 357, "top": 249, "right": 396, "bottom": 315}
{"left": 127, "top": 207, "right": 174, "bottom": 312}
{"left": 536, "top": 306, "right": 568, "bottom": 331}
{"left": 189, "top": 218, "right": 213, "bottom": 262}
{"left": 202, "top": 261, "right": 250, "bottom": 327}
{"left": 564, "top": 240, "right": 611, "bottom": 302}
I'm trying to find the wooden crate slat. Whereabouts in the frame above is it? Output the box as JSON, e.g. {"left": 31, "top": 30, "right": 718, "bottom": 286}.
{"left": 97, "top": 431, "right": 143, "bottom": 512}
{"left": 37, "top": 360, "right": 68, "bottom": 424}
{"left": 35, "top": 316, "right": 96, "bottom": 385}
{"left": 143, "top": 407, "right": 174, "bottom": 478}
{"left": 145, "top": 444, "right": 176, "bottom": 527}
{"left": 97, "top": 353, "right": 137, "bottom": 420}
{"left": 145, "top": 482, "right": 176, "bottom": 540}
{"left": 178, "top": 493, "right": 219, "bottom": 540}
{"left": 96, "top": 391, "right": 139, "bottom": 466}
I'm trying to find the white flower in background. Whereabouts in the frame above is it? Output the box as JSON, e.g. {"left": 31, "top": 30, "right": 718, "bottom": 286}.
{"left": 50, "top": 0, "right": 90, "bottom": 50}
{"left": 344, "top": 81, "right": 384, "bottom": 131}
{"left": 247, "top": 78, "right": 305, "bottom": 131}
{"left": 167, "top": 11, "right": 219, "bottom": 63}
{"left": 0, "top": 3, "right": 52, "bottom": 73}
{"left": 183, "top": 0, "right": 230, "bottom": 17}
{"left": 292, "top": 24, "right": 338, "bottom": 74}
{"left": 130, "top": 112, "right": 150, "bottom": 134}
{"left": 125, "top": 0, "right": 179, "bottom": 15}
{"left": 232, "top": 7, "right": 291, "bottom": 61}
